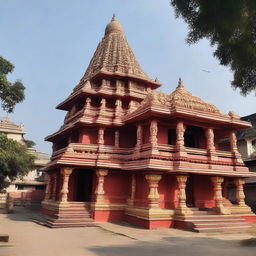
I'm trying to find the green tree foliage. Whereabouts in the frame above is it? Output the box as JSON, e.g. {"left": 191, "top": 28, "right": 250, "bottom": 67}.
{"left": 0, "top": 56, "right": 25, "bottom": 113}
{"left": 24, "top": 139, "right": 36, "bottom": 148}
{"left": 0, "top": 134, "right": 35, "bottom": 191}
{"left": 171, "top": 0, "right": 256, "bottom": 95}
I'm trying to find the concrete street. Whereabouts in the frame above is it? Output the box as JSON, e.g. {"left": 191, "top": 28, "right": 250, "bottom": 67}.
{"left": 0, "top": 207, "right": 256, "bottom": 256}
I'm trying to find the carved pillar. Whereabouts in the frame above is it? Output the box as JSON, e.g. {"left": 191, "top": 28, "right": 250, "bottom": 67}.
{"left": 59, "top": 167, "right": 73, "bottom": 205}
{"left": 128, "top": 100, "right": 136, "bottom": 113}
{"left": 114, "top": 130, "right": 119, "bottom": 148}
{"left": 229, "top": 131, "right": 242, "bottom": 163}
{"left": 149, "top": 120, "right": 158, "bottom": 151}
{"left": 43, "top": 173, "right": 52, "bottom": 202}
{"left": 145, "top": 174, "right": 162, "bottom": 208}
{"left": 95, "top": 169, "right": 108, "bottom": 203}
{"left": 175, "top": 175, "right": 192, "bottom": 215}
{"left": 205, "top": 128, "right": 218, "bottom": 161}
{"left": 115, "top": 99, "right": 122, "bottom": 116}
{"left": 176, "top": 121, "right": 185, "bottom": 151}
{"left": 135, "top": 124, "right": 143, "bottom": 150}
{"left": 98, "top": 128, "right": 105, "bottom": 145}
{"left": 99, "top": 98, "right": 106, "bottom": 115}
{"left": 234, "top": 178, "right": 246, "bottom": 206}
{"left": 211, "top": 176, "right": 230, "bottom": 214}
{"left": 127, "top": 174, "right": 136, "bottom": 206}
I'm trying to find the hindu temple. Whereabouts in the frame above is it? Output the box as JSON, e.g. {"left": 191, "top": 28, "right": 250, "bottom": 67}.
{"left": 42, "top": 15, "right": 256, "bottom": 232}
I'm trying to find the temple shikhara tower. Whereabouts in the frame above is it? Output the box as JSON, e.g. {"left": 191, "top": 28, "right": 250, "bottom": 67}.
{"left": 42, "top": 16, "right": 256, "bottom": 232}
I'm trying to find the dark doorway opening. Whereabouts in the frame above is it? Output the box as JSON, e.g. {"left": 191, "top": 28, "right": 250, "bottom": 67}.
{"left": 168, "top": 129, "right": 176, "bottom": 145}
{"left": 75, "top": 169, "right": 93, "bottom": 202}
{"left": 184, "top": 126, "right": 197, "bottom": 148}
{"left": 186, "top": 175, "right": 195, "bottom": 207}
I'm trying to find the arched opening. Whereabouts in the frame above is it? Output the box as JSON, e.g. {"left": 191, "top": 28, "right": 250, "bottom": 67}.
{"left": 168, "top": 129, "right": 176, "bottom": 145}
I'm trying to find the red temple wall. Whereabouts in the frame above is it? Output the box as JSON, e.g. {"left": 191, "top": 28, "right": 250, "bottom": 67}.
{"left": 134, "top": 174, "right": 149, "bottom": 207}
{"left": 104, "top": 129, "right": 115, "bottom": 145}
{"left": 194, "top": 175, "right": 215, "bottom": 208}
{"left": 79, "top": 129, "right": 98, "bottom": 144}
{"left": 104, "top": 171, "right": 129, "bottom": 204}
{"left": 157, "top": 125, "right": 168, "bottom": 144}
{"left": 158, "top": 174, "right": 179, "bottom": 208}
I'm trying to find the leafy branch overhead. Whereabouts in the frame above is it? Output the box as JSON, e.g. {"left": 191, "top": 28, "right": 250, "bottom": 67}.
{"left": 0, "top": 56, "right": 25, "bottom": 113}
{"left": 171, "top": 0, "right": 256, "bottom": 95}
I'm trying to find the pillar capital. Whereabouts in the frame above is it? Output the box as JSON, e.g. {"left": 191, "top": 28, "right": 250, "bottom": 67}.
{"left": 60, "top": 167, "right": 73, "bottom": 176}
{"left": 96, "top": 169, "right": 108, "bottom": 177}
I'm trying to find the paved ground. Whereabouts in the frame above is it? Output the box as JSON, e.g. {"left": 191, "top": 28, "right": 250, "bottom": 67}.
{"left": 0, "top": 207, "right": 256, "bottom": 256}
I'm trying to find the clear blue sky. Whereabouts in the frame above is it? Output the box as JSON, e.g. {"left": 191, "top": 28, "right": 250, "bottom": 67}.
{"left": 1, "top": 0, "right": 255, "bottom": 154}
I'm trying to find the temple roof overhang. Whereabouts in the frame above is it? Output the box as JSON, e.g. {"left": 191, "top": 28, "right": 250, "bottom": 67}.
{"left": 124, "top": 79, "right": 252, "bottom": 130}
{"left": 56, "top": 71, "right": 160, "bottom": 111}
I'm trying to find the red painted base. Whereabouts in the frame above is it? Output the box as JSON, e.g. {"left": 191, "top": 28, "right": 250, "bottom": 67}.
{"left": 92, "top": 210, "right": 124, "bottom": 222}
{"left": 124, "top": 214, "right": 173, "bottom": 229}
{"left": 243, "top": 216, "right": 256, "bottom": 224}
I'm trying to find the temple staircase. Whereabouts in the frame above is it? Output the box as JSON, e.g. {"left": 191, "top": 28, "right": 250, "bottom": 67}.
{"left": 184, "top": 208, "right": 252, "bottom": 233}
{"left": 44, "top": 202, "right": 96, "bottom": 228}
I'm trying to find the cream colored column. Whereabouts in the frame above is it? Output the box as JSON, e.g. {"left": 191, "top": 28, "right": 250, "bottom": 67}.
{"left": 135, "top": 124, "right": 143, "bottom": 150}
{"left": 149, "top": 120, "right": 158, "bottom": 154}
{"left": 98, "top": 127, "right": 105, "bottom": 145}
{"left": 229, "top": 130, "right": 243, "bottom": 163}
{"left": 211, "top": 176, "right": 230, "bottom": 214}
{"left": 59, "top": 167, "right": 73, "bottom": 206}
{"left": 205, "top": 128, "right": 218, "bottom": 161}
{"left": 234, "top": 178, "right": 246, "bottom": 206}
{"left": 114, "top": 130, "right": 119, "bottom": 148}
{"left": 95, "top": 169, "right": 108, "bottom": 203}
{"left": 175, "top": 175, "right": 193, "bottom": 215}
{"left": 145, "top": 174, "right": 162, "bottom": 208}
{"left": 176, "top": 121, "right": 187, "bottom": 158}
{"left": 127, "top": 174, "right": 136, "bottom": 206}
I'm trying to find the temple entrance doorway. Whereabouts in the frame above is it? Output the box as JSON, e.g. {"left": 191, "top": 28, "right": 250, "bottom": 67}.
{"left": 75, "top": 169, "right": 93, "bottom": 202}
{"left": 186, "top": 175, "right": 195, "bottom": 207}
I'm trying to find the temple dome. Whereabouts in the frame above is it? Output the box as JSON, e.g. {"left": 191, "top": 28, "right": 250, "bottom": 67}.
{"left": 79, "top": 15, "right": 149, "bottom": 83}
{"left": 105, "top": 14, "right": 123, "bottom": 35}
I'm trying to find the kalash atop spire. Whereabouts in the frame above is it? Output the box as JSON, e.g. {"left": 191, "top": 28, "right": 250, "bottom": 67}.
{"left": 80, "top": 14, "right": 151, "bottom": 83}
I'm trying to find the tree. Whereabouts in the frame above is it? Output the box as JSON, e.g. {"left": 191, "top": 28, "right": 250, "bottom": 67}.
{"left": 0, "top": 134, "right": 35, "bottom": 191}
{"left": 171, "top": 0, "right": 256, "bottom": 95}
{"left": 0, "top": 57, "right": 33, "bottom": 191}
{"left": 0, "top": 56, "right": 25, "bottom": 113}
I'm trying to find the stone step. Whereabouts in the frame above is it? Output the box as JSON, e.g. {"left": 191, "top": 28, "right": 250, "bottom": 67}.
{"left": 194, "top": 222, "right": 251, "bottom": 228}
{"left": 195, "top": 225, "right": 251, "bottom": 233}
{"left": 45, "top": 222, "right": 97, "bottom": 228}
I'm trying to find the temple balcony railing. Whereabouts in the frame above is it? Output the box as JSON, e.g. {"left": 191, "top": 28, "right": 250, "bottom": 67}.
{"left": 64, "top": 106, "right": 129, "bottom": 125}
{"left": 52, "top": 143, "right": 239, "bottom": 167}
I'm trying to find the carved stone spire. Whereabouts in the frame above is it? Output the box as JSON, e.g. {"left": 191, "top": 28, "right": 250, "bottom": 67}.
{"left": 80, "top": 15, "right": 148, "bottom": 82}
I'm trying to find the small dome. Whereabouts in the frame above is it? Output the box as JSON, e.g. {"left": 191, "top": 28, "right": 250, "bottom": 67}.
{"left": 105, "top": 14, "right": 123, "bottom": 35}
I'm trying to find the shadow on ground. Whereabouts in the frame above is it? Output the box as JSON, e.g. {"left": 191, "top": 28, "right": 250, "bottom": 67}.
{"left": 87, "top": 236, "right": 256, "bottom": 256}
{"left": 4, "top": 206, "right": 41, "bottom": 222}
